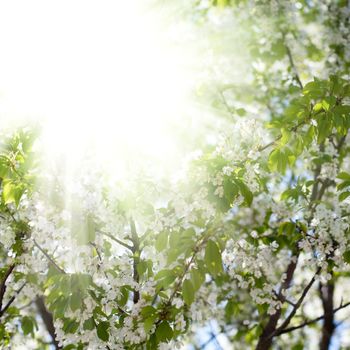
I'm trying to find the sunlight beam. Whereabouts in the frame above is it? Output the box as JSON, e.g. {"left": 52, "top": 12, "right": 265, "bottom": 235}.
{"left": 0, "top": 0, "right": 194, "bottom": 176}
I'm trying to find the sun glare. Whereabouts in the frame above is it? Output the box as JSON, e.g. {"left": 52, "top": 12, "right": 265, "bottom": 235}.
{"left": 0, "top": 0, "right": 194, "bottom": 176}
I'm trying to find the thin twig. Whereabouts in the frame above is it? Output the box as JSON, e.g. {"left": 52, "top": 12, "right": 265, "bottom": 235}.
{"left": 273, "top": 267, "right": 322, "bottom": 336}
{"left": 277, "top": 301, "right": 350, "bottom": 335}
{"left": 33, "top": 240, "right": 66, "bottom": 274}
{"left": 0, "top": 282, "right": 26, "bottom": 317}
{"left": 89, "top": 241, "right": 102, "bottom": 268}
{"left": 99, "top": 231, "right": 133, "bottom": 251}
{"left": 257, "top": 120, "right": 306, "bottom": 152}
{"left": 218, "top": 89, "right": 235, "bottom": 118}
{"left": 273, "top": 290, "right": 296, "bottom": 307}
{"left": 285, "top": 43, "right": 303, "bottom": 90}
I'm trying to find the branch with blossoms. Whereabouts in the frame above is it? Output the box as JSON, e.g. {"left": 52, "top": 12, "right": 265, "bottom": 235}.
{"left": 273, "top": 266, "right": 322, "bottom": 337}
{"left": 0, "top": 263, "right": 16, "bottom": 316}
{"left": 33, "top": 240, "right": 66, "bottom": 274}
{"left": 1, "top": 2, "right": 350, "bottom": 349}
{"left": 256, "top": 143, "right": 345, "bottom": 349}
{"left": 130, "top": 217, "right": 141, "bottom": 304}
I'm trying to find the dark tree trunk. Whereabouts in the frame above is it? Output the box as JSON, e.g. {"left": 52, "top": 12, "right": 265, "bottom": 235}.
{"left": 36, "top": 296, "right": 61, "bottom": 349}
{"left": 255, "top": 255, "right": 298, "bottom": 350}
{"left": 319, "top": 280, "right": 335, "bottom": 350}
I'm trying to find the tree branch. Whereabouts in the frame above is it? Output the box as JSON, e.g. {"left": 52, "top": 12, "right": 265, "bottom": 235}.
{"left": 256, "top": 139, "right": 331, "bottom": 349}
{"left": 273, "top": 267, "right": 321, "bottom": 336}
{"left": 33, "top": 240, "right": 66, "bottom": 274}
{"left": 218, "top": 89, "right": 235, "bottom": 118}
{"left": 99, "top": 231, "right": 133, "bottom": 251}
{"left": 285, "top": 43, "right": 303, "bottom": 90}
{"left": 257, "top": 120, "right": 306, "bottom": 152}
{"left": 0, "top": 264, "right": 15, "bottom": 314}
{"left": 0, "top": 282, "right": 26, "bottom": 317}
{"left": 255, "top": 251, "right": 299, "bottom": 350}
{"left": 277, "top": 301, "right": 350, "bottom": 335}
{"left": 257, "top": 106, "right": 324, "bottom": 154}
{"left": 130, "top": 218, "right": 140, "bottom": 304}
{"left": 319, "top": 277, "right": 335, "bottom": 350}
{"left": 36, "top": 296, "right": 61, "bottom": 349}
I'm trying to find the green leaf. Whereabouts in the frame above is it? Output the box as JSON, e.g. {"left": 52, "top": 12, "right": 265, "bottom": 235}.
{"left": 268, "top": 149, "right": 287, "bottom": 173}
{"left": 83, "top": 317, "right": 95, "bottom": 331}
{"left": 146, "top": 334, "right": 157, "bottom": 350}
{"left": 236, "top": 108, "right": 246, "bottom": 116}
{"left": 343, "top": 251, "right": 350, "bottom": 264}
{"left": 235, "top": 179, "right": 253, "bottom": 206}
{"left": 303, "top": 80, "right": 328, "bottom": 99}
{"left": 141, "top": 306, "right": 156, "bottom": 318}
{"left": 321, "top": 99, "right": 330, "bottom": 111}
{"left": 21, "top": 316, "right": 34, "bottom": 335}
{"left": 63, "top": 319, "right": 79, "bottom": 334}
{"left": 279, "top": 128, "right": 290, "bottom": 146}
{"left": 281, "top": 188, "right": 300, "bottom": 202}
{"left": 284, "top": 100, "right": 307, "bottom": 120}
{"left": 62, "top": 346, "right": 76, "bottom": 350}
{"left": 294, "top": 135, "right": 304, "bottom": 157}
{"left": 190, "top": 269, "right": 204, "bottom": 291}
{"left": 97, "top": 321, "right": 109, "bottom": 342}
{"left": 284, "top": 147, "right": 296, "bottom": 166}
{"left": 155, "top": 270, "right": 176, "bottom": 290}
{"left": 144, "top": 315, "right": 157, "bottom": 333}
{"left": 205, "top": 240, "right": 223, "bottom": 276}
{"left": 50, "top": 296, "right": 69, "bottom": 318}
{"left": 304, "top": 126, "right": 315, "bottom": 147}
{"left": 155, "top": 269, "right": 175, "bottom": 280}
{"left": 278, "top": 222, "right": 296, "bottom": 236}
{"left": 222, "top": 178, "right": 239, "bottom": 209}
{"left": 339, "top": 191, "right": 350, "bottom": 201}
{"left": 155, "top": 231, "right": 168, "bottom": 252}
{"left": 137, "top": 260, "right": 148, "bottom": 277}
{"left": 313, "top": 102, "right": 323, "bottom": 112}
{"left": 317, "top": 114, "right": 332, "bottom": 143}
{"left": 118, "top": 287, "right": 129, "bottom": 306}
{"left": 337, "top": 172, "right": 350, "bottom": 180}
{"left": 86, "top": 215, "right": 96, "bottom": 242}
{"left": 2, "top": 180, "right": 25, "bottom": 207}
{"left": 182, "top": 279, "right": 195, "bottom": 306}
{"left": 337, "top": 180, "right": 350, "bottom": 191}
{"left": 156, "top": 321, "right": 173, "bottom": 342}
{"left": 225, "top": 300, "right": 239, "bottom": 319}
{"left": 69, "top": 292, "right": 81, "bottom": 311}
{"left": 0, "top": 158, "right": 9, "bottom": 178}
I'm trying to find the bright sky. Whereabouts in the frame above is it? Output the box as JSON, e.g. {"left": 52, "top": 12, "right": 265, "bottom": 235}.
{"left": 0, "top": 0, "right": 194, "bottom": 173}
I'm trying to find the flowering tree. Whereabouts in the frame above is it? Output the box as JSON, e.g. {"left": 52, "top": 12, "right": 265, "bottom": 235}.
{"left": 1, "top": 0, "right": 350, "bottom": 349}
